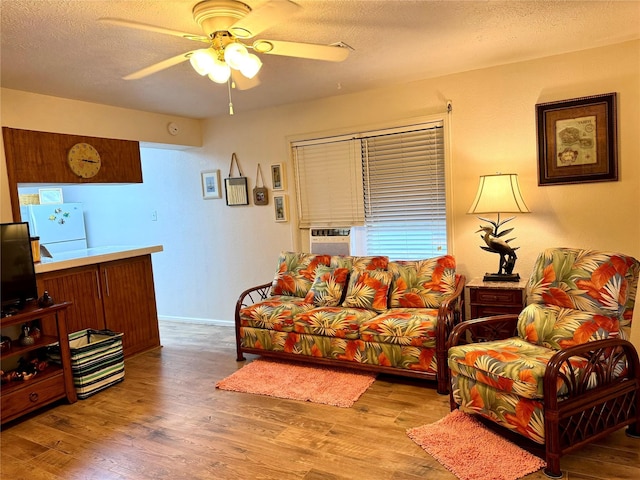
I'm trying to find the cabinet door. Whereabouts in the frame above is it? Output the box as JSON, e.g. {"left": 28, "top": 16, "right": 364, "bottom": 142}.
{"left": 100, "top": 255, "right": 160, "bottom": 357}
{"left": 37, "top": 266, "right": 106, "bottom": 333}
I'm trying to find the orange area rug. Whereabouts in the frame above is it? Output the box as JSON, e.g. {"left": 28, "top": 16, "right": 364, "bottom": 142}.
{"left": 407, "top": 409, "right": 546, "bottom": 480}
{"left": 215, "top": 358, "right": 376, "bottom": 407}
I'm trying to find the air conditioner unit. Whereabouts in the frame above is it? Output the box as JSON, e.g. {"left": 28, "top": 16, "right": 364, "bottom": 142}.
{"left": 309, "top": 227, "right": 351, "bottom": 256}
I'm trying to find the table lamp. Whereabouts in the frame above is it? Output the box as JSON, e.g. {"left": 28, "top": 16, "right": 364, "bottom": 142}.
{"left": 468, "top": 173, "right": 530, "bottom": 282}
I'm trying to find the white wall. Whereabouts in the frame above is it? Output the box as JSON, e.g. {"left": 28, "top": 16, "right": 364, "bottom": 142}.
{"left": 2, "top": 40, "right": 639, "bottom": 348}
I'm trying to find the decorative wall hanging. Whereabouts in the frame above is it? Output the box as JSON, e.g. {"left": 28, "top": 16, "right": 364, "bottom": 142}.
{"left": 271, "top": 163, "right": 285, "bottom": 191}
{"left": 536, "top": 92, "right": 617, "bottom": 185}
{"left": 274, "top": 194, "right": 288, "bottom": 222}
{"left": 201, "top": 170, "right": 221, "bottom": 199}
{"left": 225, "top": 153, "right": 249, "bottom": 206}
{"left": 253, "top": 164, "right": 269, "bottom": 205}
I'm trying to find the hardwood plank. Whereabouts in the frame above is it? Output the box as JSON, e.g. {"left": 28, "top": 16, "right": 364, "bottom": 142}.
{"left": 1, "top": 320, "right": 638, "bottom": 480}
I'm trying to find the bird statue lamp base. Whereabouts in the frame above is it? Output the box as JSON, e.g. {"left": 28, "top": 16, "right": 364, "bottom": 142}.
{"left": 483, "top": 272, "right": 521, "bottom": 282}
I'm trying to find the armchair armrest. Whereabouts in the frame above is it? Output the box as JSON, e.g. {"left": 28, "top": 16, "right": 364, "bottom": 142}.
{"left": 447, "top": 314, "right": 519, "bottom": 349}
{"left": 543, "top": 338, "right": 640, "bottom": 409}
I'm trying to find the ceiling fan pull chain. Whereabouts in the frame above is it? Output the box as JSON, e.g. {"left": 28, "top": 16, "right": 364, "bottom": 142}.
{"left": 227, "top": 78, "right": 234, "bottom": 115}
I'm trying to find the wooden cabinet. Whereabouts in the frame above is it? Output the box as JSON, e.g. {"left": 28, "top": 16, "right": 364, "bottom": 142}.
{"left": 37, "top": 265, "right": 106, "bottom": 333}
{"left": 466, "top": 278, "right": 528, "bottom": 320}
{"left": 99, "top": 256, "right": 160, "bottom": 357}
{"left": 36, "top": 255, "right": 160, "bottom": 358}
{"left": 1, "top": 302, "right": 76, "bottom": 424}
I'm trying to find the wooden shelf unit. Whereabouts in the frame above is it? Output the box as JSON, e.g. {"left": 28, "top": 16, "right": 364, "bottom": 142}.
{"left": 1, "top": 302, "right": 77, "bottom": 424}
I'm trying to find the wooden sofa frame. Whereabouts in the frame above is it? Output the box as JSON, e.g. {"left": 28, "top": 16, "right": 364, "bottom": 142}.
{"left": 235, "top": 275, "right": 466, "bottom": 394}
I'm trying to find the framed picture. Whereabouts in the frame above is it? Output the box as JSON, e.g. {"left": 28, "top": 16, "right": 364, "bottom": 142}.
{"left": 536, "top": 92, "right": 617, "bottom": 186}
{"left": 271, "top": 163, "right": 285, "bottom": 191}
{"left": 38, "top": 188, "right": 63, "bottom": 204}
{"left": 201, "top": 170, "right": 221, "bottom": 199}
{"left": 274, "top": 194, "right": 288, "bottom": 222}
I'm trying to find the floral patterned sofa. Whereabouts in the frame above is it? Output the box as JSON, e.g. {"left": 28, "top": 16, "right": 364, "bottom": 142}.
{"left": 235, "top": 252, "right": 465, "bottom": 393}
{"left": 447, "top": 248, "right": 640, "bottom": 477}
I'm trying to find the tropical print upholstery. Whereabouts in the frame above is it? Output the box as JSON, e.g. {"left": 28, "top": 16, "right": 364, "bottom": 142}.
{"left": 270, "top": 252, "right": 331, "bottom": 297}
{"left": 449, "top": 248, "right": 640, "bottom": 444}
{"left": 240, "top": 327, "right": 438, "bottom": 374}
{"left": 303, "top": 266, "right": 349, "bottom": 306}
{"left": 293, "top": 307, "right": 376, "bottom": 339}
{"left": 330, "top": 255, "right": 389, "bottom": 272}
{"left": 239, "top": 296, "right": 313, "bottom": 332}
{"left": 240, "top": 253, "right": 459, "bottom": 377}
{"left": 342, "top": 269, "right": 393, "bottom": 312}
{"left": 388, "top": 255, "right": 457, "bottom": 308}
{"left": 360, "top": 308, "right": 440, "bottom": 348}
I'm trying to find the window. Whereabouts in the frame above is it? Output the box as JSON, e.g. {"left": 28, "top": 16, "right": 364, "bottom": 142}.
{"left": 293, "top": 118, "right": 447, "bottom": 260}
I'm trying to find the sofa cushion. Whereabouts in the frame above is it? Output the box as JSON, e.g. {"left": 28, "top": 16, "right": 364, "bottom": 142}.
{"left": 303, "top": 266, "right": 350, "bottom": 307}
{"left": 270, "top": 252, "right": 332, "bottom": 298}
{"left": 448, "top": 337, "right": 593, "bottom": 400}
{"left": 330, "top": 255, "right": 389, "bottom": 272}
{"left": 517, "top": 303, "right": 622, "bottom": 348}
{"left": 359, "top": 308, "right": 439, "bottom": 348}
{"left": 239, "top": 296, "right": 313, "bottom": 332}
{"left": 342, "top": 269, "right": 393, "bottom": 312}
{"left": 293, "top": 307, "right": 377, "bottom": 339}
{"left": 388, "top": 255, "right": 457, "bottom": 308}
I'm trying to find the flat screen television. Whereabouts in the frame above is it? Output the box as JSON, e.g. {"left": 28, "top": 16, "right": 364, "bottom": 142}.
{"left": 1, "top": 222, "right": 38, "bottom": 314}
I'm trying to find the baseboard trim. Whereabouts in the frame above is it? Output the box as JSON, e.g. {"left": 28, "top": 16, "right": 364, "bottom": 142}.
{"left": 158, "top": 315, "right": 233, "bottom": 327}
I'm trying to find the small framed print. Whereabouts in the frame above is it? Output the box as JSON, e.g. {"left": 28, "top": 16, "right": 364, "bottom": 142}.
{"left": 201, "top": 170, "right": 221, "bottom": 199}
{"left": 38, "top": 188, "right": 63, "bottom": 204}
{"left": 271, "top": 163, "right": 285, "bottom": 191}
{"left": 274, "top": 194, "right": 288, "bottom": 222}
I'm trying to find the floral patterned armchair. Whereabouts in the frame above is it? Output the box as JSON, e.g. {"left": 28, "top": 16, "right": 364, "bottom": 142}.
{"left": 447, "top": 248, "right": 640, "bottom": 478}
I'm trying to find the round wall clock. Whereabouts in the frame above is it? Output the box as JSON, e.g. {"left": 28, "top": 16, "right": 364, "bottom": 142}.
{"left": 67, "top": 143, "right": 102, "bottom": 178}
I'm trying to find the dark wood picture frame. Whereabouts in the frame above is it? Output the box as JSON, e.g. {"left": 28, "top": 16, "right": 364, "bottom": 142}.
{"left": 536, "top": 92, "right": 617, "bottom": 186}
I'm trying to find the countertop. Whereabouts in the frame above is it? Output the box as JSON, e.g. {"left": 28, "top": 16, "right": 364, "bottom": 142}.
{"left": 34, "top": 245, "right": 163, "bottom": 274}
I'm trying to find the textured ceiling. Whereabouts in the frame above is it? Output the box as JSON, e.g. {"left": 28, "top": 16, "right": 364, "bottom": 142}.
{"left": 1, "top": 0, "right": 639, "bottom": 118}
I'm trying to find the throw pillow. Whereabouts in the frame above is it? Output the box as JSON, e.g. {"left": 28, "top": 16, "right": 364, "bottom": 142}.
{"left": 304, "top": 266, "right": 350, "bottom": 306}
{"left": 388, "top": 255, "right": 457, "bottom": 308}
{"left": 271, "top": 252, "right": 332, "bottom": 297}
{"left": 342, "top": 269, "right": 393, "bottom": 312}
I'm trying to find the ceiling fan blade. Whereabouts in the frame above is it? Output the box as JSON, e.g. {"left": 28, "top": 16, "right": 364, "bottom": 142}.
{"left": 99, "top": 18, "right": 209, "bottom": 43}
{"left": 231, "top": 71, "right": 261, "bottom": 90}
{"left": 252, "top": 39, "right": 350, "bottom": 62}
{"left": 123, "top": 51, "right": 197, "bottom": 80}
{"left": 229, "top": 0, "right": 301, "bottom": 39}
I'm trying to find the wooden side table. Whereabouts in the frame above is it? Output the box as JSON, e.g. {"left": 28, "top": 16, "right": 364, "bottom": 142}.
{"left": 465, "top": 278, "right": 528, "bottom": 321}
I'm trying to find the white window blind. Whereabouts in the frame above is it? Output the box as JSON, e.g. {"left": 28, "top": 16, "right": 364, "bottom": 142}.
{"left": 362, "top": 122, "right": 446, "bottom": 260}
{"left": 293, "top": 137, "right": 364, "bottom": 228}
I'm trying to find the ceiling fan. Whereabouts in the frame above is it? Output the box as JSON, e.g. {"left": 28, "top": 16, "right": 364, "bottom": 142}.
{"left": 100, "top": 0, "right": 351, "bottom": 90}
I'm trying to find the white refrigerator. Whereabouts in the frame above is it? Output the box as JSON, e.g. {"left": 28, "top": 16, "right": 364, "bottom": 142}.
{"left": 20, "top": 203, "right": 88, "bottom": 254}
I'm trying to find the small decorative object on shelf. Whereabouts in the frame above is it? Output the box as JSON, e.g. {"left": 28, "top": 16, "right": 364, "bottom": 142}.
{"left": 0, "top": 335, "right": 11, "bottom": 353}
{"left": 19, "top": 324, "right": 35, "bottom": 346}
{"left": 38, "top": 291, "right": 55, "bottom": 308}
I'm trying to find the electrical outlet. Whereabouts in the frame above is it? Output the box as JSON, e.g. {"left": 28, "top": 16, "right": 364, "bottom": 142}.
{"left": 151, "top": 210, "right": 158, "bottom": 221}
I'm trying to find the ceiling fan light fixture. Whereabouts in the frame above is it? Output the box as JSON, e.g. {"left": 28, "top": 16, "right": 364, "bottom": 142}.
{"left": 239, "top": 53, "right": 262, "bottom": 79}
{"left": 189, "top": 48, "right": 218, "bottom": 75}
{"left": 253, "top": 40, "right": 274, "bottom": 54}
{"left": 208, "top": 59, "right": 232, "bottom": 83}
{"left": 224, "top": 42, "right": 249, "bottom": 70}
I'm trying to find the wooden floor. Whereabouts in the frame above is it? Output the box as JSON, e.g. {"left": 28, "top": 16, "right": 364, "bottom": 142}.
{"left": 2, "top": 320, "right": 639, "bottom": 480}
